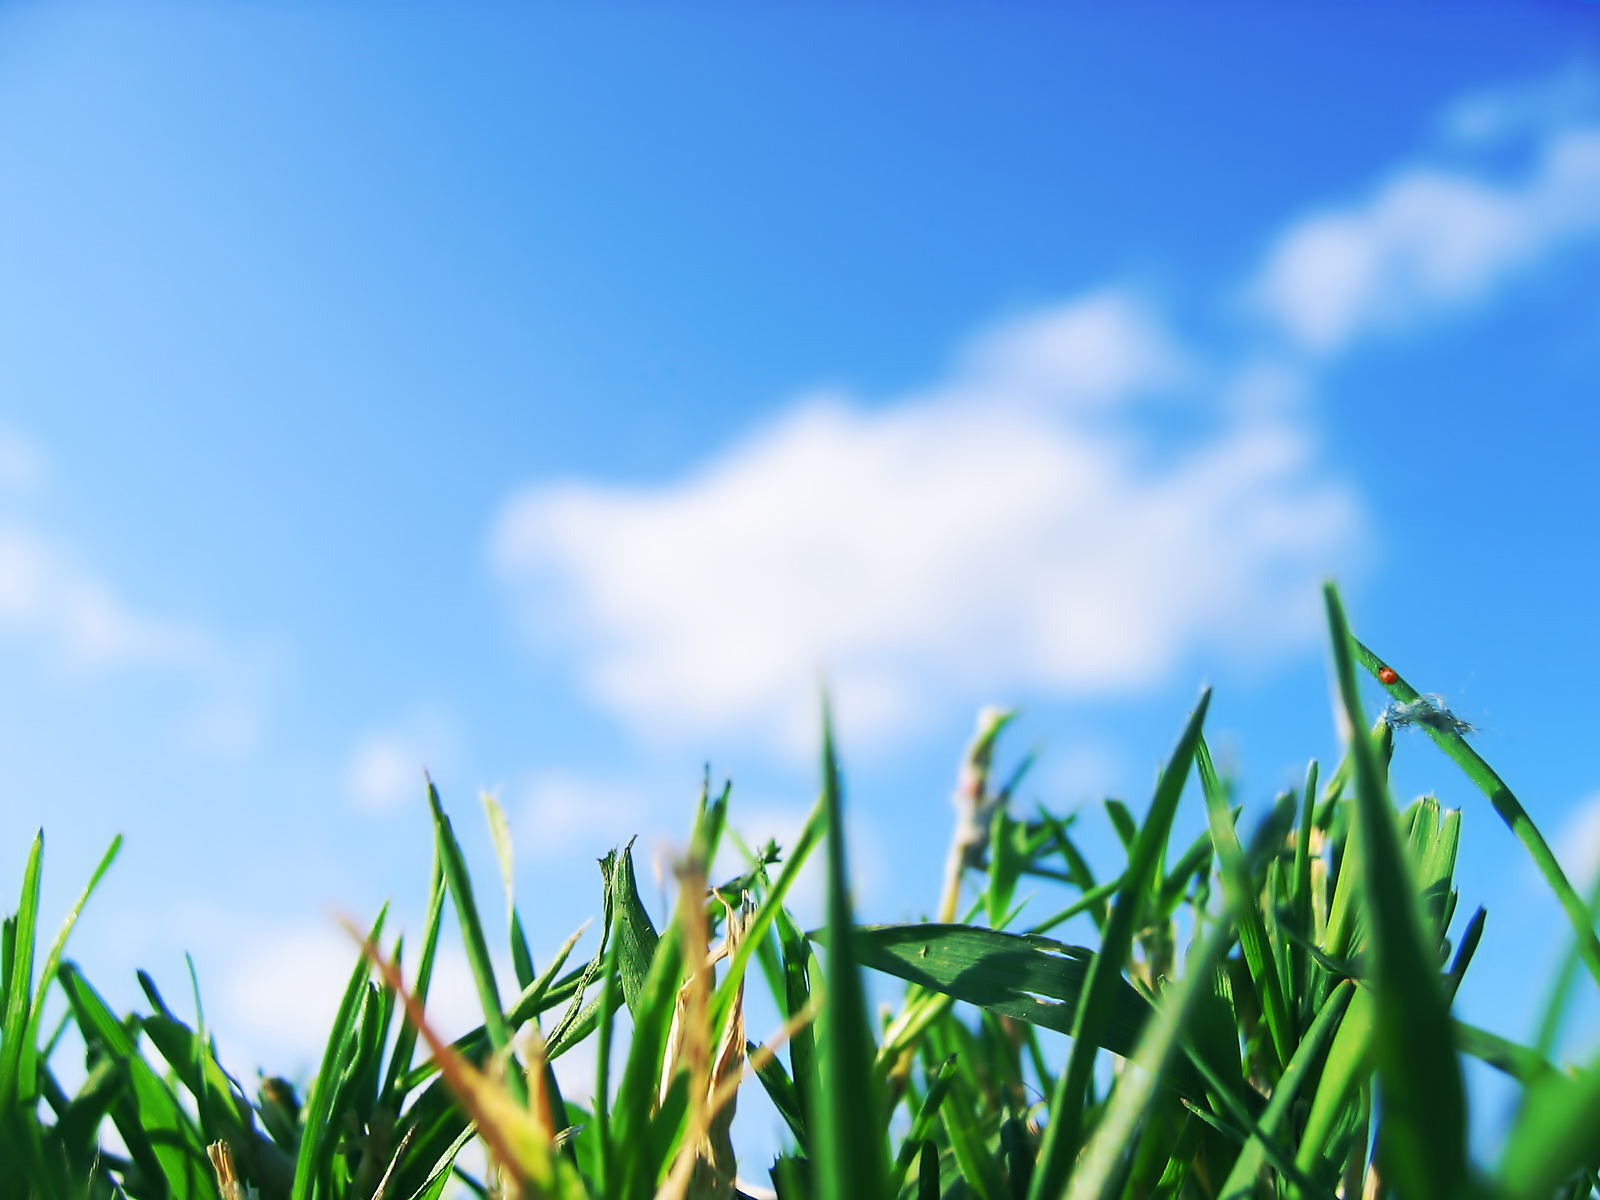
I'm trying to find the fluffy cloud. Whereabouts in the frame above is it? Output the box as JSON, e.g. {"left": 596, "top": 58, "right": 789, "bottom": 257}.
{"left": 1251, "top": 113, "right": 1600, "bottom": 354}
{"left": 493, "top": 293, "right": 1359, "bottom": 751}
{"left": 493, "top": 76, "right": 1600, "bottom": 754}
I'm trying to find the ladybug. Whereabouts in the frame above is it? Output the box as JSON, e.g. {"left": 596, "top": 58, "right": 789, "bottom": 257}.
{"left": 1378, "top": 667, "right": 1398, "bottom": 685}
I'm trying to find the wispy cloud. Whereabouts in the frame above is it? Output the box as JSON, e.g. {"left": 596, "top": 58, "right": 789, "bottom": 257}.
{"left": 1250, "top": 84, "right": 1600, "bottom": 354}
{"left": 0, "top": 425, "right": 272, "bottom": 753}
{"left": 491, "top": 72, "right": 1600, "bottom": 754}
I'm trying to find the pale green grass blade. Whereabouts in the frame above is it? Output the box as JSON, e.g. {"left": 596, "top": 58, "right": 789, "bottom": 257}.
{"left": 1535, "top": 872, "right": 1600, "bottom": 1059}
{"left": 892, "top": 1057, "right": 955, "bottom": 1185}
{"left": 1066, "top": 914, "right": 1234, "bottom": 1200}
{"left": 17, "top": 834, "right": 119, "bottom": 1108}
{"left": 1327, "top": 585, "right": 1467, "bottom": 1200}
{"left": 813, "top": 698, "right": 890, "bottom": 1200}
{"left": 1352, "top": 634, "right": 1600, "bottom": 992}
{"left": 0, "top": 831, "right": 43, "bottom": 1114}
{"left": 1028, "top": 689, "right": 1211, "bottom": 1200}
{"left": 1197, "top": 738, "right": 1293, "bottom": 1074}
{"left": 1498, "top": 1062, "right": 1600, "bottom": 1200}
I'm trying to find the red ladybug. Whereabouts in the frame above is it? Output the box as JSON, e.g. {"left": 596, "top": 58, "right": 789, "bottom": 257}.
{"left": 1379, "top": 667, "right": 1398, "bottom": 685}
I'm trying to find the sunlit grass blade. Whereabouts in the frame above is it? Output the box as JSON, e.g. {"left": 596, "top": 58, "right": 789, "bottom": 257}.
{"left": 1029, "top": 688, "right": 1211, "bottom": 1200}
{"left": 382, "top": 851, "right": 446, "bottom": 1111}
{"left": 1352, "top": 634, "right": 1600, "bottom": 992}
{"left": 16, "top": 834, "right": 119, "bottom": 1113}
{"left": 1327, "top": 584, "right": 1467, "bottom": 1200}
{"left": 428, "top": 780, "right": 515, "bottom": 1069}
{"left": 608, "top": 839, "right": 660, "bottom": 1016}
{"left": 813, "top": 698, "right": 890, "bottom": 1200}
{"left": 0, "top": 831, "right": 43, "bottom": 1115}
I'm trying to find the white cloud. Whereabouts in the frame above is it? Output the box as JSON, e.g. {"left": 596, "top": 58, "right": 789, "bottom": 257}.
{"left": 1251, "top": 118, "right": 1600, "bottom": 354}
{"left": 493, "top": 291, "right": 1360, "bottom": 752}
{"left": 345, "top": 711, "right": 458, "bottom": 814}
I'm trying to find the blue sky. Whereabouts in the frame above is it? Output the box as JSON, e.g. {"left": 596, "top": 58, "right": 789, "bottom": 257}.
{"left": 4, "top": 0, "right": 1600, "bottom": 1162}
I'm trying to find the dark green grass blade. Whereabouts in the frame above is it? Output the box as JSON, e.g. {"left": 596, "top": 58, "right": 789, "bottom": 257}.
{"left": 849, "top": 925, "right": 1163, "bottom": 1071}
{"left": 1028, "top": 688, "right": 1211, "bottom": 1200}
{"left": 1327, "top": 586, "right": 1467, "bottom": 1200}
{"left": 750, "top": 1042, "right": 809, "bottom": 1153}
{"left": 60, "top": 962, "right": 213, "bottom": 1199}
{"left": 892, "top": 1058, "right": 955, "bottom": 1184}
{"left": 813, "top": 699, "right": 890, "bottom": 1200}
{"left": 777, "top": 906, "right": 819, "bottom": 1134}
{"left": 1353, "top": 635, "right": 1600, "bottom": 992}
{"left": 1293, "top": 984, "right": 1374, "bottom": 1185}
{"left": 592, "top": 931, "right": 621, "bottom": 1197}
{"left": 292, "top": 903, "right": 387, "bottom": 1200}
{"left": 608, "top": 839, "right": 660, "bottom": 1017}
{"left": 1197, "top": 739, "right": 1293, "bottom": 1074}
{"left": 1454, "top": 1021, "right": 1559, "bottom": 1086}
{"left": 1292, "top": 762, "right": 1318, "bottom": 1021}
{"left": 1066, "top": 914, "right": 1235, "bottom": 1200}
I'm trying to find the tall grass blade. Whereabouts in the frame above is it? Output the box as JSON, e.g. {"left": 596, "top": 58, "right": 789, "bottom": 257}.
{"left": 1352, "top": 635, "right": 1600, "bottom": 992}
{"left": 1028, "top": 688, "right": 1211, "bottom": 1200}
{"left": 813, "top": 698, "right": 889, "bottom": 1200}
{"left": 1327, "top": 585, "right": 1467, "bottom": 1200}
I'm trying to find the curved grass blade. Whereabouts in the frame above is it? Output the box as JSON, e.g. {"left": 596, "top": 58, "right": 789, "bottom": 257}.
{"left": 1352, "top": 635, "right": 1600, "bottom": 992}
{"left": 1327, "top": 585, "right": 1467, "bottom": 1200}
{"left": 1028, "top": 688, "right": 1211, "bottom": 1200}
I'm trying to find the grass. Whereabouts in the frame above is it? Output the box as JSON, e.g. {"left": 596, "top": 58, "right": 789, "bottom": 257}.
{"left": 3, "top": 581, "right": 1600, "bottom": 1200}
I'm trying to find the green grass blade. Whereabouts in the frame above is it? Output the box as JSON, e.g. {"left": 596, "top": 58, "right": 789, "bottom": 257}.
{"left": 1066, "top": 914, "right": 1235, "bottom": 1200}
{"left": 1498, "top": 1062, "right": 1600, "bottom": 1200}
{"left": 711, "top": 797, "right": 825, "bottom": 1034}
{"left": 1197, "top": 738, "right": 1293, "bottom": 1074}
{"left": 0, "top": 831, "right": 43, "bottom": 1113}
{"left": 291, "top": 903, "right": 387, "bottom": 1200}
{"left": 1029, "top": 688, "right": 1211, "bottom": 1200}
{"left": 813, "top": 698, "right": 890, "bottom": 1200}
{"left": 1219, "top": 980, "right": 1355, "bottom": 1200}
{"left": 609, "top": 839, "right": 660, "bottom": 1017}
{"left": 592, "top": 931, "right": 621, "bottom": 1198}
{"left": 1327, "top": 585, "right": 1467, "bottom": 1200}
{"left": 1352, "top": 635, "right": 1600, "bottom": 992}
{"left": 428, "top": 780, "right": 514, "bottom": 1063}
{"left": 1293, "top": 983, "right": 1374, "bottom": 1183}
{"left": 381, "top": 851, "right": 445, "bottom": 1111}
{"left": 850, "top": 924, "right": 1163, "bottom": 1071}
{"left": 17, "top": 834, "right": 120, "bottom": 1107}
